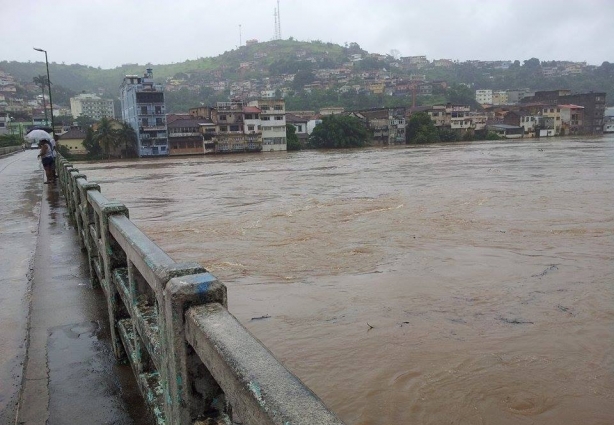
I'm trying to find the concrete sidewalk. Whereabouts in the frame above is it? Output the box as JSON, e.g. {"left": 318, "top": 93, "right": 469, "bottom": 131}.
{"left": 14, "top": 168, "right": 149, "bottom": 424}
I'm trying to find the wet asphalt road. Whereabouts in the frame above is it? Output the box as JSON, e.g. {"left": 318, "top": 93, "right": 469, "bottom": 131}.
{"left": 0, "top": 151, "right": 149, "bottom": 425}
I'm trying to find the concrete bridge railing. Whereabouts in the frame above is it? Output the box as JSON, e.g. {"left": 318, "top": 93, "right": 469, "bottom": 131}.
{"left": 56, "top": 156, "right": 344, "bottom": 425}
{"left": 0, "top": 145, "right": 23, "bottom": 156}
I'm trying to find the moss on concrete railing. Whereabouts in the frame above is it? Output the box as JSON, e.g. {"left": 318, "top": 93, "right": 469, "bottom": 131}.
{"left": 55, "top": 155, "right": 344, "bottom": 425}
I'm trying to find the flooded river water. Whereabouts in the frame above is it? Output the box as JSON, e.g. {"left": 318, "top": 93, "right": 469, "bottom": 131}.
{"left": 78, "top": 137, "right": 614, "bottom": 425}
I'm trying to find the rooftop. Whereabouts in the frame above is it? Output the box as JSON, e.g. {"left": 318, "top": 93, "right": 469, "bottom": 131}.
{"left": 59, "top": 128, "right": 87, "bottom": 139}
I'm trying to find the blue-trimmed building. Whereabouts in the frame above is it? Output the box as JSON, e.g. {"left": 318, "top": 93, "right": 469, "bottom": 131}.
{"left": 120, "top": 68, "right": 168, "bottom": 156}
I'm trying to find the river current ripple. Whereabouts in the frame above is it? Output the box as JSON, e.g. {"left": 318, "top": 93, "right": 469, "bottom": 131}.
{"left": 79, "top": 137, "right": 614, "bottom": 425}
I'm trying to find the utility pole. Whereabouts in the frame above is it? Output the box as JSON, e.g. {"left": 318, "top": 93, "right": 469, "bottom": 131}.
{"left": 33, "top": 48, "right": 55, "bottom": 136}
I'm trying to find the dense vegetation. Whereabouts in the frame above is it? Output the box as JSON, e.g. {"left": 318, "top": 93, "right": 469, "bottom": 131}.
{"left": 308, "top": 115, "right": 369, "bottom": 148}
{"left": 78, "top": 118, "right": 138, "bottom": 159}
{"left": 0, "top": 134, "right": 22, "bottom": 147}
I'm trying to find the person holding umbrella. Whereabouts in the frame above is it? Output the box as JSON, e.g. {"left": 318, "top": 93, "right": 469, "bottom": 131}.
{"left": 37, "top": 138, "right": 56, "bottom": 183}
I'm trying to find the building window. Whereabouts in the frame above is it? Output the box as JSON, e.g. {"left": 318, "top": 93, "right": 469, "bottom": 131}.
{"left": 141, "top": 106, "right": 147, "bottom": 114}
{"left": 230, "top": 125, "right": 240, "bottom": 132}
{"left": 219, "top": 126, "right": 227, "bottom": 132}
{"left": 274, "top": 116, "right": 283, "bottom": 120}
{"left": 274, "top": 105, "right": 283, "bottom": 110}
{"left": 248, "top": 125, "right": 254, "bottom": 131}
{"left": 219, "top": 114, "right": 227, "bottom": 121}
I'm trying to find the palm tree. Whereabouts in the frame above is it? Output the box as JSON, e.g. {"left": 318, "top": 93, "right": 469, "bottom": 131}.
{"left": 116, "top": 122, "right": 138, "bottom": 158}
{"left": 32, "top": 75, "right": 49, "bottom": 125}
{"left": 94, "top": 117, "right": 117, "bottom": 159}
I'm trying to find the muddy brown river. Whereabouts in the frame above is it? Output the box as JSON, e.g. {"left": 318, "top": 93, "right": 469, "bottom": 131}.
{"left": 78, "top": 137, "right": 614, "bottom": 425}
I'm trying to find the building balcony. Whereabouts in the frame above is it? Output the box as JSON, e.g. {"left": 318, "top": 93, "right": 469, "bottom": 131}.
{"left": 141, "top": 125, "right": 166, "bottom": 131}
{"left": 169, "top": 132, "right": 201, "bottom": 137}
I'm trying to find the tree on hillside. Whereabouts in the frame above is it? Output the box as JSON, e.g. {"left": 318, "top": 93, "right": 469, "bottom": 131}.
{"left": 286, "top": 124, "right": 301, "bottom": 151}
{"left": 406, "top": 112, "right": 440, "bottom": 144}
{"left": 523, "top": 58, "right": 541, "bottom": 70}
{"left": 33, "top": 75, "right": 48, "bottom": 96}
{"left": 54, "top": 115, "right": 76, "bottom": 129}
{"left": 94, "top": 117, "right": 118, "bottom": 158}
{"left": 309, "top": 115, "right": 369, "bottom": 149}
{"left": 446, "top": 84, "right": 481, "bottom": 109}
{"left": 354, "top": 56, "right": 387, "bottom": 71}
{"left": 33, "top": 75, "right": 49, "bottom": 121}
{"left": 292, "top": 69, "right": 316, "bottom": 90}
{"left": 76, "top": 114, "right": 96, "bottom": 129}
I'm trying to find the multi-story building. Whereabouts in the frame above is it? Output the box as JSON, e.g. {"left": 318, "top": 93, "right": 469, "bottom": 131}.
{"left": 492, "top": 91, "right": 508, "bottom": 106}
{"left": 506, "top": 89, "right": 532, "bottom": 104}
{"left": 523, "top": 90, "right": 606, "bottom": 134}
{"left": 70, "top": 93, "right": 114, "bottom": 120}
{"left": 476, "top": 89, "right": 493, "bottom": 105}
{"left": 559, "top": 104, "right": 584, "bottom": 135}
{"left": 120, "top": 68, "right": 168, "bottom": 157}
{"left": 541, "top": 106, "right": 562, "bottom": 135}
{"left": 166, "top": 115, "right": 204, "bottom": 156}
{"left": 0, "top": 111, "right": 9, "bottom": 135}
{"left": 419, "top": 104, "right": 486, "bottom": 135}
{"left": 57, "top": 128, "right": 88, "bottom": 155}
{"left": 427, "top": 105, "right": 447, "bottom": 126}
{"left": 254, "top": 99, "right": 287, "bottom": 151}
{"left": 285, "top": 113, "right": 309, "bottom": 147}
{"left": 351, "top": 107, "right": 406, "bottom": 145}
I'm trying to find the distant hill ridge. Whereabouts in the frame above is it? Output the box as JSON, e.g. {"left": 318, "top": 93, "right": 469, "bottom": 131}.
{"left": 0, "top": 40, "right": 355, "bottom": 96}
{"left": 1, "top": 39, "right": 612, "bottom": 110}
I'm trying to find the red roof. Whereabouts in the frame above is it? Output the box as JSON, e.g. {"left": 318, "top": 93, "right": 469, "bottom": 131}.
{"left": 242, "top": 106, "right": 261, "bottom": 113}
{"left": 558, "top": 104, "right": 584, "bottom": 109}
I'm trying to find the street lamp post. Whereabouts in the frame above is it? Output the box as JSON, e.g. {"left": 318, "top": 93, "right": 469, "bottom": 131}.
{"left": 33, "top": 48, "right": 54, "bottom": 137}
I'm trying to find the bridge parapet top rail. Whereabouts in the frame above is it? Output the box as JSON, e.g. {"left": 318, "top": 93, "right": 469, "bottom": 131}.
{"left": 54, "top": 155, "right": 344, "bottom": 425}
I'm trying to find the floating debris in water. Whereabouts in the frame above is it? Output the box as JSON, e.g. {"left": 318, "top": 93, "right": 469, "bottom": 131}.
{"left": 531, "top": 264, "right": 559, "bottom": 278}
{"left": 497, "top": 316, "right": 534, "bottom": 325}
{"left": 556, "top": 305, "right": 575, "bottom": 316}
{"left": 250, "top": 314, "right": 271, "bottom": 321}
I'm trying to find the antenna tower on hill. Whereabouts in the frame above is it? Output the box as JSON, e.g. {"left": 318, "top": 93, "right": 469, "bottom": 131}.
{"left": 274, "top": 0, "right": 281, "bottom": 40}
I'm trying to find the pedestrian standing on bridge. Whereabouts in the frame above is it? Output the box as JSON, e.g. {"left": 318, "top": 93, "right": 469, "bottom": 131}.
{"left": 37, "top": 139, "right": 56, "bottom": 184}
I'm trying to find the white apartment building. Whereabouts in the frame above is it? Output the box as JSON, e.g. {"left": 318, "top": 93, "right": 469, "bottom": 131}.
{"left": 250, "top": 99, "right": 287, "bottom": 151}
{"left": 475, "top": 89, "right": 493, "bottom": 105}
{"left": 70, "top": 93, "right": 114, "bottom": 120}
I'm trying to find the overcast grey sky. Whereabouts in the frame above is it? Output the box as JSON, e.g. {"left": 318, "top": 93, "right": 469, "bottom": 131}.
{"left": 3, "top": 0, "right": 612, "bottom": 69}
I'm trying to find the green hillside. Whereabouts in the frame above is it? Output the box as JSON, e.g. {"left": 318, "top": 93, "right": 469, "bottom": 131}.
{"left": 1, "top": 39, "right": 612, "bottom": 114}
{"left": 0, "top": 40, "right": 352, "bottom": 98}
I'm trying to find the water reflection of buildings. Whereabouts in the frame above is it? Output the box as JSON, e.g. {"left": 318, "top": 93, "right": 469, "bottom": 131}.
{"left": 604, "top": 107, "right": 614, "bottom": 133}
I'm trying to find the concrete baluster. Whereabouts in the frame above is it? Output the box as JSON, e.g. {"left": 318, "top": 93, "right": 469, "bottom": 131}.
{"left": 77, "top": 181, "right": 101, "bottom": 285}
{"left": 91, "top": 195, "right": 130, "bottom": 359}
{"left": 162, "top": 272, "right": 227, "bottom": 424}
